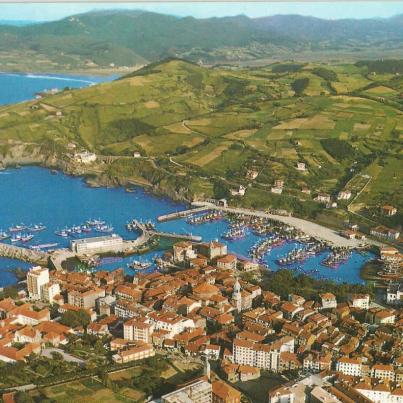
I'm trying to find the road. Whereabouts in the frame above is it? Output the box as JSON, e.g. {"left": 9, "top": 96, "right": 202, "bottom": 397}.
{"left": 41, "top": 348, "right": 85, "bottom": 365}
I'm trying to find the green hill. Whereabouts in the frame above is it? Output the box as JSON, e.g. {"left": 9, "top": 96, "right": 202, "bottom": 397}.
{"left": 0, "top": 59, "right": 402, "bottom": 231}
{"left": 0, "top": 10, "right": 403, "bottom": 72}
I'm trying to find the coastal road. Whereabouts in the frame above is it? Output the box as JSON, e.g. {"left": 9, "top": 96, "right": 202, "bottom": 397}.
{"left": 192, "top": 202, "right": 365, "bottom": 248}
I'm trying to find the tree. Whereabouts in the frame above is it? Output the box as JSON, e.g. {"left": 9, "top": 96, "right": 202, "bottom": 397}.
{"left": 291, "top": 78, "right": 309, "bottom": 96}
{"left": 14, "top": 391, "right": 34, "bottom": 403}
{"left": 60, "top": 309, "right": 90, "bottom": 329}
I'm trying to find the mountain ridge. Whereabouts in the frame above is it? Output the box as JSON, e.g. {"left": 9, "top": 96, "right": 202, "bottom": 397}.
{"left": 0, "top": 10, "right": 402, "bottom": 72}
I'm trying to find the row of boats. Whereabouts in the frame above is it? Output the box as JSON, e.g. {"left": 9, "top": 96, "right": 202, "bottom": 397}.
{"left": 187, "top": 211, "right": 223, "bottom": 225}
{"left": 276, "top": 243, "right": 325, "bottom": 266}
{"left": 55, "top": 219, "right": 113, "bottom": 237}
{"left": 0, "top": 223, "right": 46, "bottom": 241}
{"left": 249, "top": 236, "right": 286, "bottom": 260}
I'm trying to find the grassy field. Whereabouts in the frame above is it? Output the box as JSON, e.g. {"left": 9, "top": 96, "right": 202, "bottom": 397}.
{"left": 0, "top": 58, "right": 402, "bottom": 227}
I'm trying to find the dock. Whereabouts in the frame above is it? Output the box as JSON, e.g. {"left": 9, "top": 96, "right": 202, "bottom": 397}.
{"left": 157, "top": 206, "right": 210, "bottom": 222}
{"left": 132, "top": 220, "right": 201, "bottom": 242}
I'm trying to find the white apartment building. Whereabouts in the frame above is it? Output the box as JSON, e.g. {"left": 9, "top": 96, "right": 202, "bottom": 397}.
{"left": 320, "top": 293, "right": 337, "bottom": 309}
{"left": 27, "top": 266, "right": 49, "bottom": 300}
{"left": 41, "top": 282, "right": 61, "bottom": 304}
{"left": 162, "top": 379, "right": 212, "bottom": 403}
{"left": 70, "top": 234, "right": 123, "bottom": 254}
{"left": 123, "top": 318, "right": 154, "bottom": 343}
{"left": 355, "top": 384, "right": 403, "bottom": 403}
{"left": 336, "top": 357, "right": 362, "bottom": 377}
{"left": 386, "top": 283, "right": 403, "bottom": 306}
{"left": 350, "top": 294, "right": 370, "bottom": 310}
{"left": 233, "top": 339, "right": 281, "bottom": 372}
{"left": 147, "top": 312, "right": 194, "bottom": 338}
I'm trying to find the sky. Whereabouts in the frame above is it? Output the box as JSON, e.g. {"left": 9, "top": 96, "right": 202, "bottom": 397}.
{"left": 0, "top": 2, "right": 403, "bottom": 22}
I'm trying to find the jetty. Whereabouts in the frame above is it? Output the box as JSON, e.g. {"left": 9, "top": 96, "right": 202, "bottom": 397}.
{"left": 131, "top": 220, "right": 201, "bottom": 242}
{"left": 0, "top": 242, "right": 49, "bottom": 266}
{"left": 157, "top": 206, "right": 210, "bottom": 222}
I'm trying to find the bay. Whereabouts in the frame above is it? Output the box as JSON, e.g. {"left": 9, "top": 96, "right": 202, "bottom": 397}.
{"left": 0, "top": 166, "right": 374, "bottom": 287}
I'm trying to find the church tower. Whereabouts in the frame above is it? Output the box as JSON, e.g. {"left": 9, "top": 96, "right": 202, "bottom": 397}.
{"left": 232, "top": 277, "right": 242, "bottom": 312}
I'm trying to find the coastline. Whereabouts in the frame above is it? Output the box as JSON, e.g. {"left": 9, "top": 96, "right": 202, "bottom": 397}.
{"left": 0, "top": 163, "right": 380, "bottom": 288}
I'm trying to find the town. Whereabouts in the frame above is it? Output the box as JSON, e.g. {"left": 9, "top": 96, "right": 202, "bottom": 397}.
{"left": 0, "top": 237, "right": 401, "bottom": 403}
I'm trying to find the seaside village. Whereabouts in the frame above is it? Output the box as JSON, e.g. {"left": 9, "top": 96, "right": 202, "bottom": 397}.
{"left": 0, "top": 238, "right": 402, "bottom": 403}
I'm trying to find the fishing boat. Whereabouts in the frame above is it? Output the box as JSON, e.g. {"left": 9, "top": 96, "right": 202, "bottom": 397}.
{"left": 11, "top": 234, "right": 22, "bottom": 243}
{"left": 28, "top": 224, "right": 46, "bottom": 232}
{"left": 222, "top": 226, "right": 246, "bottom": 240}
{"left": 94, "top": 224, "right": 114, "bottom": 233}
{"left": 81, "top": 225, "right": 92, "bottom": 233}
{"left": 86, "top": 218, "right": 106, "bottom": 226}
{"left": 127, "top": 260, "right": 152, "bottom": 270}
{"left": 9, "top": 224, "right": 27, "bottom": 232}
{"left": 55, "top": 229, "right": 69, "bottom": 237}
{"left": 20, "top": 234, "right": 34, "bottom": 243}
{"left": 30, "top": 242, "right": 58, "bottom": 250}
{"left": 322, "top": 250, "right": 352, "bottom": 269}
{"left": 0, "top": 231, "right": 10, "bottom": 241}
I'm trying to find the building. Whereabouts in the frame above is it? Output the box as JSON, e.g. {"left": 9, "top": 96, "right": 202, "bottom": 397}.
{"left": 337, "top": 191, "right": 352, "bottom": 200}
{"left": 27, "top": 267, "right": 49, "bottom": 300}
{"left": 336, "top": 356, "right": 362, "bottom": 377}
{"left": 173, "top": 242, "right": 197, "bottom": 263}
{"left": 112, "top": 342, "right": 154, "bottom": 363}
{"left": 162, "top": 379, "right": 212, "bottom": 403}
{"left": 320, "top": 293, "right": 337, "bottom": 310}
{"left": 70, "top": 234, "right": 123, "bottom": 254}
{"left": 381, "top": 205, "right": 397, "bottom": 217}
{"left": 217, "top": 255, "right": 237, "bottom": 271}
{"left": 197, "top": 242, "right": 227, "bottom": 259}
{"left": 246, "top": 170, "right": 259, "bottom": 180}
{"left": 271, "top": 187, "right": 283, "bottom": 195}
{"left": 74, "top": 151, "right": 97, "bottom": 164}
{"left": 268, "top": 385, "right": 294, "bottom": 403}
{"left": 386, "top": 283, "right": 403, "bottom": 306}
{"left": 370, "top": 226, "right": 400, "bottom": 241}
{"left": 123, "top": 318, "right": 154, "bottom": 343}
{"left": 41, "top": 282, "right": 61, "bottom": 304}
{"left": 310, "top": 386, "right": 341, "bottom": 403}
{"left": 350, "top": 294, "right": 370, "bottom": 310}
{"left": 230, "top": 185, "right": 246, "bottom": 197}
{"left": 371, "top": 364, "right": 395, "bottom": 381}
{"left": 297, "top": 162, "right": 306, "bottom": 171}
{"left": 68, "top": 287, "right": 106, "bottom": 309}
{"left": 315, "top": 193, "right": 331, "bottom": 204}
{"left": 212, "top": 380, "right": 241, "bottom": 403}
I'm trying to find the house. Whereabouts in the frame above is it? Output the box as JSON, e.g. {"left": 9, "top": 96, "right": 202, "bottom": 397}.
{"left": 217, "top": 255, "right": 237, "bottom": 271}
{"left": 386, "top": 283, "right": 403, "bottom": 306}
{"left": 230, "top": 185, "right": 246, "bottom": 197}
{"left": 74, "top": 151, "right": 97, "bottom": 164}
{"left": 271, "top": 187, "right": 283, "bottom": 195}
{"left": 338, "top": 190, "right": 352, "bottom": 200}
{"left": 268, "top": 385, "right": 294, "bottom": 403}
{"left": 320, "top": 293, "right": 337, "bottom": 310}
{"left": 297, "top": 162, "right": 306, "bottom": 171}
{"left": 112, "top": 342, "right": 154, "bottom": 363}
{"left": 173, "top": 241, "right": 197, "bottom": 263}
{"left": 246, "top": 169, "right": 259, "bottom": 180}
{"left": 381, "top": 205, "right": 397, "bottom": 216}
{"left": 350, "top": 294, "right": 370, "bottom": 310}
{"left": 212, "top": 380, "right": 241, "bottom": 403}
{"left": 370, "top": 225, "right": 400, "bottom": 241}
{"left": 336, "top": 356, "right": 362, "bottom": 376}
{"left": 315, "top": 193, "right": 331, "bottom": 204}
{"left": 275, "top": 179, "right": 284, "bottom": 188}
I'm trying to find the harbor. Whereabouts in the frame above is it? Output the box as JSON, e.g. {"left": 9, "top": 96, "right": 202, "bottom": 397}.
{"left": 0, "top": 166, "right": 375, "bottom": 286}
